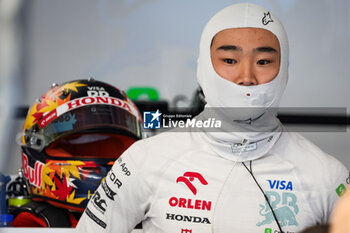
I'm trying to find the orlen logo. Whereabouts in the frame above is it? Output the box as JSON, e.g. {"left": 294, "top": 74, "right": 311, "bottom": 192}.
{"left": 176, "top": 172, "right": 208, "bottom": 195}
{"left": 169, "top": 172, "right": 212, "bottom": 211}
{"left": 168, "top": 197, "right": 211, "bottom": 211}
{"left": 22, "top": 152, "right": 44, "bottom": 188}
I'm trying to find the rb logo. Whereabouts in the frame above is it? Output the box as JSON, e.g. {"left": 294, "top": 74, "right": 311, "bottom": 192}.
{"left": 143, "top": 110, "right": 161, "bottom": 129}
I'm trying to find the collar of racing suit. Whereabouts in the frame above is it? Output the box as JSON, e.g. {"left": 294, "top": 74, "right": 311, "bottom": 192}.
{"left": 197, "top": 108, "right": 283, "bottom": 162}
{"left": 196, "top": 3, "right": 288, "bottom": 162}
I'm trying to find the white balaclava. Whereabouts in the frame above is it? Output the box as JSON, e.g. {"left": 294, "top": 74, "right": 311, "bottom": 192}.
{"left": 197, "top": 3, "right": 289, "bottom": 162}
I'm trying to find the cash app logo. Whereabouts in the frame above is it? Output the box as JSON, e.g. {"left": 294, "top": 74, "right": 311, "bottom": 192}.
{"left": 264, "top": 228, "right": 272, "bottom": 233}
{"left": 336, "top": 184, "right": 346, "bottom": 196}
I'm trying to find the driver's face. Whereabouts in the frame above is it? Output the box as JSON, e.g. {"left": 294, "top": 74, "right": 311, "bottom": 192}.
{"left": 210, "top": 28, "right": 281, "bottom": 86}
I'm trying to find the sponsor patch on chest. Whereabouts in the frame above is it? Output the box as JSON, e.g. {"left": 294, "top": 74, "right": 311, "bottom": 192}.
{"left": 267, "top": 179, "right": 293, "bottom": 191}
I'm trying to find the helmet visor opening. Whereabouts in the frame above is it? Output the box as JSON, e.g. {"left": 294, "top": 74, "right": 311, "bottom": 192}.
{"left": 45, "top": 133, "right": 136, "bottom": 158}
{"left": 24, "top": 104, "right": 141, "bottom": 152}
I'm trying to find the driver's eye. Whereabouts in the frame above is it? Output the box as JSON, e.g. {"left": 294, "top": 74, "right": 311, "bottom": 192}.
{"left": 223, "top": 59, "right": 236, "bottom": 64}
{"left": 257, "top": 60, "right": 270, "bottom": 65}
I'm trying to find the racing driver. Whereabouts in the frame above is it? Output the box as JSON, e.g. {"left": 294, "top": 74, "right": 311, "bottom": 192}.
{"left": 76, "top": 3, "right": 349, "bottom": 233}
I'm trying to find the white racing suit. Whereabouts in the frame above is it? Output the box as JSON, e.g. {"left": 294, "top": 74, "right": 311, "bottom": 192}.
{"left": 76, "top": 130, "right": 349, "bottom": 233}
{"left": 76, "top": 3, "right": 348, "bottom": 232}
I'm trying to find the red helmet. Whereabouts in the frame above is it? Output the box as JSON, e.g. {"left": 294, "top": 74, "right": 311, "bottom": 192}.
{"left": 20, "top": 79, "right": 142, "bottom": 211}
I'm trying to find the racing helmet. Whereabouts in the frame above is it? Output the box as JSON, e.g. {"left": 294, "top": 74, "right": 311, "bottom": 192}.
{"left": 20, "top": 79, "right": 142, "bottom": 212}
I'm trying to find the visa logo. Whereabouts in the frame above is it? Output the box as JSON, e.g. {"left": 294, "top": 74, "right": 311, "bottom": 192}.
{"left": 267, "top": 179, "right": 293, "bottom": 191}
